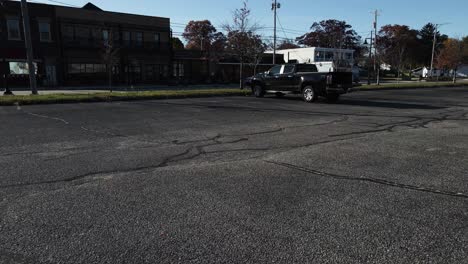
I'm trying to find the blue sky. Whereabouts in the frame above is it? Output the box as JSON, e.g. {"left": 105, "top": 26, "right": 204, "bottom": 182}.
{"left": 37, "top": 0, "right": 467, "bottom": 40}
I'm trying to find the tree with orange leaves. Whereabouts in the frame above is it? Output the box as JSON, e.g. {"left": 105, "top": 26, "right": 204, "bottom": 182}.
{"left": 436, "top": 38, "right": 463, "bottom": 83}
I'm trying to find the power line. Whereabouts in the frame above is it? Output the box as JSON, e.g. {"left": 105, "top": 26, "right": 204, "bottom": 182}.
{"left": 276, "top": 13, "right": 293, "bottom": 42}
{"left": 45, "top": 0, "right": 78, "bottom": 7}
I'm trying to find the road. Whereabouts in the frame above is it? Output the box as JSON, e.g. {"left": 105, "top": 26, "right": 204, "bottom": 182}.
{"left": 1, "top": 87, "right": 467, "bottom": 263}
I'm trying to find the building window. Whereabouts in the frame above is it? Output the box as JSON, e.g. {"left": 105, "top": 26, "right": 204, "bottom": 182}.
{"left": 123, "top": 31, "right": 131, "bottom": 46}
{"left": 38, "top": 22, "right": 51, "bottom": 42}
{"left": 68, "top": 64, "right": 81, "bottom": 74}
{"left": 68, "top": 63, "right": 106, "bottom": 74}
{"left": 64, "top": 25, "right": 75, "bottom": 40}
{"left": 75, "top": 27, "right": 90, "bottom": 40}
{"left": 315, "top": 51, "right": 324, "bottom": 62}
{"left": 173, "top": 62, "right": 184, "bottom": 77}
{"left": 9, "top": 62, "right": 38, "bottom": 75}
{"left": 102, "top": 30, "right": 109, "bottom": 42}
{"left": 7, "top": 19, "right": 21, "bottom": 40}
{"left": 154, "top": 33, "right": 160, "bottom": 48}
{"left": 325, "top": 52, "right": 334, "bottom": 61}
{"left": 146, "top": 65, "right": 156, "bottom": 80}
{"left": 135, "top": 32, "right": 143, "bottom": 46}
{"left": 160, "top": 65, "right": 168, "bottom": 79}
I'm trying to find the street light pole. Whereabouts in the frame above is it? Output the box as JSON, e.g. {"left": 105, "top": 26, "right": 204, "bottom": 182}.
{"left": 20, "top": 0, "right": 38, "bottom": 95}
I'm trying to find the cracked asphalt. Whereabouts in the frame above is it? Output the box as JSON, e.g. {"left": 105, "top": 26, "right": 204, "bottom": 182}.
{"left": 1, "top": 87, "right": 468, "bottom": 263}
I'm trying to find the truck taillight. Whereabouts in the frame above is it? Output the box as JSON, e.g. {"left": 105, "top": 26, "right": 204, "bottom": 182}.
{"left": 326, "top": 75, "right": 333, "bottom": 85}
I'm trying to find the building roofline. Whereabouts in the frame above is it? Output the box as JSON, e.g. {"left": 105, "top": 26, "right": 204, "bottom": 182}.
{"left": 266, "top": 47, "right": 355, "bottom": 53}
{"left": 3, "top": 0, "right": 169, "bottom": 21}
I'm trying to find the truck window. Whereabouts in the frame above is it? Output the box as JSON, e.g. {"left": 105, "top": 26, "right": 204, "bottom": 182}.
{"left": 296, "top": 64, "right": 318, "bottom": 73}
{"left": 268, "top": 65, "right": 282, "bottom": 76}
{"left": 283, "top": 65, "right": 295, "bottom": 75}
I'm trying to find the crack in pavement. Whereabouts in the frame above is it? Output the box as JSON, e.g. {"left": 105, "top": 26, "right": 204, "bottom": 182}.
{"left": 171, "top": 116, "right": 349, "bottom": 146}
{"left": 23, "top": 111, "right": 69, "bottom": 125}
{"left": 264, "top": 160, "right": 468, "bottom": 199}
{"left": 4, "top": 105, "right": 467, "bottom": 193}
{"left": 0, "top": 134, "right": 366, "bottom": 190}
{"left": 0, "top": 137, "right": 251, "bottom": 189}
{"left": 329, "top": 109, "right": 468, "bottom": 138}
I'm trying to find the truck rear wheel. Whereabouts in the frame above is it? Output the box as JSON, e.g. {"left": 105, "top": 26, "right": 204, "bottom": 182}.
{"left": 302, "top": 86, "right": 317, "bottom": 103}
{"left": 253, "top": 85, "right": 265, "bottom": 98}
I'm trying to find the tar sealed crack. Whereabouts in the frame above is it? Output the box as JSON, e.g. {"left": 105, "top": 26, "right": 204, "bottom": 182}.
{"left": 264, "top": 160, "right": 468, "bottom": 199}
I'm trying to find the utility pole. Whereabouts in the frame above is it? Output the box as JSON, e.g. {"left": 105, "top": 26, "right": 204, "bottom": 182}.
{"left": 429, "top": 24, "right": 438, "bottom": 78}
{"left": 429, "top": 23, "right": 450, "bottom": 79}
{"left": 272, "top": 0, "right": 280, "bottom": 65}
{"left": 373, "top": 10, "right": 380, "bottom": 85}
{"left": 20, "top": 0, "right": 38, "bottom": 95}
{"left": 365, "top": 31, "right": 374, "bottom": 85}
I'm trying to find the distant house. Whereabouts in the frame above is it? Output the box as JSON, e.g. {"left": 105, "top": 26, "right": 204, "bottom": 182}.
{"left": 411, "top": 67, "right": 444, "bottom": 78}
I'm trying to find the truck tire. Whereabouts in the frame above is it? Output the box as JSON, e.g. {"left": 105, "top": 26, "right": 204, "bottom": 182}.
{"left": 302, "top": 86, "right": 317, "bottom": 103}
{"left": 253, "top": 85, "right": 265, "bottom": 98}
{"left": 326, "top": 93, "right": 340, "bottom": 103}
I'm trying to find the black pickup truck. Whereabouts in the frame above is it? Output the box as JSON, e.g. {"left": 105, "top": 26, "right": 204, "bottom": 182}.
{"left": 244, "top": 64, "right": 353, "bottom": 102}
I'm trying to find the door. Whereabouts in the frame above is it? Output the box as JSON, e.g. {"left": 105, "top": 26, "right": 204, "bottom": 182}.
{"left": 279, "top": 64, "right": 297, "bottom": 91}
{"left": 45, "top": 65, "right": 57, "bottom": 87}
{"left": 264, "top": 65, "right": 282, "bottom": 90}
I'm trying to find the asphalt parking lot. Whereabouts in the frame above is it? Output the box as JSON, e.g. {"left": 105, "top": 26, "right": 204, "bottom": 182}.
{"left": 1, "top": 87, "right": 468, "bottom": 263}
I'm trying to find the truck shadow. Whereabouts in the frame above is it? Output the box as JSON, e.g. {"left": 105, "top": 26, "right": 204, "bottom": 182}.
{"left": 264, "top": 95, "right": 446, "bottom": 110}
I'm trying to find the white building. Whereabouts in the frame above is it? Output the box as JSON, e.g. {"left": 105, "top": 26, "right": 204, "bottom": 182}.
{"left": 456, "top": 65, "right": 468, "bottom": 78}
{"left": 412, "top": 67, "right": 444, "bottom": 78}
{"left": 266, "top": 47, "right": 354, "bottom": 72}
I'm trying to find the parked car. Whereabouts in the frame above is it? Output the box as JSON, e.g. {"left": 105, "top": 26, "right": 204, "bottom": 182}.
{"left": 244, "top": 64, "right": 353, "bottom": 102}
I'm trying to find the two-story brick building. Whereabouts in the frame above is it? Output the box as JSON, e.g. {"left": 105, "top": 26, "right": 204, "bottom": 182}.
{"left": 0, "top": 1, "right": 171, "bottom": 88}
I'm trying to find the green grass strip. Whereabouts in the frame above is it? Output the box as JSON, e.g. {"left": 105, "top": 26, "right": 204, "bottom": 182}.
{"left": 0, "top": 89, "right": 252, "bottom": 106}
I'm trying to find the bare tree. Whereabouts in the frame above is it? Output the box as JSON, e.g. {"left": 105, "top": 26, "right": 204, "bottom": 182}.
{"left": 222, "top": 1, "right": 265, "bottom": 89}
{"left": 102, "top": 30, "right": 120, "bottom": 92}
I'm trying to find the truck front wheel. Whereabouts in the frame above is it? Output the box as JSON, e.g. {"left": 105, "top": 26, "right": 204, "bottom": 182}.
{"left": 302, "top": 86, "right": 317, "bottom": 103}
{"left": 253, "top": 85, "right": 265, "bottom": 98}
